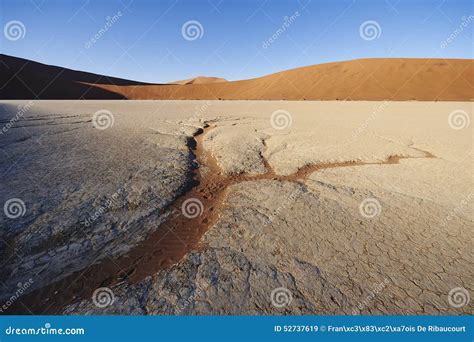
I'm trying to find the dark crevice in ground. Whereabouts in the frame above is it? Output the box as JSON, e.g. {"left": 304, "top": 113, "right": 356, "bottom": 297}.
{"left": 5, "top": 122, "right": 438, "bottom": 314}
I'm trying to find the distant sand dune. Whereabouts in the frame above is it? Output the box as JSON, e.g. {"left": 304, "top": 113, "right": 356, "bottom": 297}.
{"left": 170, "top": 76, "right": 228, "bottom": 85}
{"left": 1, "top": 54, "right": 472, "bottom": 101}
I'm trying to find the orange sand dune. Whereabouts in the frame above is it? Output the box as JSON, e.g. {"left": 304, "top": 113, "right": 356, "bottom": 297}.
{"left": 0, "top": 54, "right": 156, "bottom": 99}
{"left": 1, "top": 54, "right": 472, "bottom": 101}
{"left": 170, "top": 76, "right": 228, "bottom": 85}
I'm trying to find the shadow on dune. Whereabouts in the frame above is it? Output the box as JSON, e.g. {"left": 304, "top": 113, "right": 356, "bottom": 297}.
{"left": 1, "top": 54, "right": 473, "bottom": 101}
{"left": 0, "top": 54, "right": 156, "bottom": 99}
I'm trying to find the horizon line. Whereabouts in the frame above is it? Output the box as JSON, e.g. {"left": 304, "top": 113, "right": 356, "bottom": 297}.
{"left": 3, "top": 52, "right": 472, "bottom": 85}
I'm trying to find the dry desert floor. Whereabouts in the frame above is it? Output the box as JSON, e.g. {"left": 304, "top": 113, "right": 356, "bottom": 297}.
{"left": 0, "top": 100, "right": 472, "bottom": 315}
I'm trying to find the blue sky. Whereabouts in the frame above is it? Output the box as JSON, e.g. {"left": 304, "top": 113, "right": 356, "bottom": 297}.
{"left": 1, "top": 0, "right": 472, "bottom": 82}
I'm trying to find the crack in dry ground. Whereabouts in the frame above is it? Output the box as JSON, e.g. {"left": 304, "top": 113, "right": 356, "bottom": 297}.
{"left": 9, "top": 121, "right": 437, "bottom": 314}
